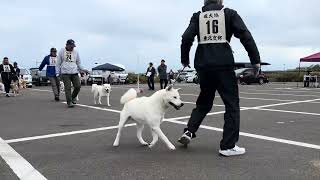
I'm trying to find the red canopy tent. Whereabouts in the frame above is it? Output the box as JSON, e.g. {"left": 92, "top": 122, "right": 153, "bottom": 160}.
{"left": 300, "top": 52, "right": 320, "bottom": 62}
{"left": 297, "top": 52, "right": 320, "bottom": 87}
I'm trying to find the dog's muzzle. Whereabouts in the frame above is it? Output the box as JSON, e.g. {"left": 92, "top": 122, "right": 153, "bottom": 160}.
{"left": 105, "top": 89, "right": 110, "bottom": 93}
{"left": 169, "top": 102, "right": 184, "bottom": 110}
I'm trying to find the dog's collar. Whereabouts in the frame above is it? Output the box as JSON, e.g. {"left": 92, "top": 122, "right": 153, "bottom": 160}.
{"left": 169, "top": 102, "right": 181, "bottom": 110}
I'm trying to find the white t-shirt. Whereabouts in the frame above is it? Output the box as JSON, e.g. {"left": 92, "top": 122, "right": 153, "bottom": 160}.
{"left": 3, "top": 65, "right": 11, "bottom": 72}
{"left": 64, "top": 51, "right": 76, "bottom": 63}
{"left": 199, "top": 7, "right": 227, "bottom": 44}
{"left": 50, "top": 57, "right": 57, "bottom": 65}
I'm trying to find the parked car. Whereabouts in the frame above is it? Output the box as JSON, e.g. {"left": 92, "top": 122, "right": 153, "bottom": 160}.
{"left": 235, "top": 68, "right": 269, "bottom": 85}
{"left": 112, "top": 71, "right": 128, "bottom": 84}
{"left": 87, "top": 70, "right": 128, "bottom": 85}
{"left": 185, "top": 71, "right": 199, "bottom": 84}
{"left": 20, "top": 69, "right": 33, "bottom": 88}
{"left": 176, "top": 72, "right": 188, "bottom": 82}
{"left": 87, "top": 70, "right": 104, "bottom": 85}
{"left": 30, "top": 68, "right": 50, "bottom": 86}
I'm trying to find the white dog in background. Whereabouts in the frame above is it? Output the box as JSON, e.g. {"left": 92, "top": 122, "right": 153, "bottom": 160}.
{"left": 60, "top": 81, "right": 79, "bottom": 101}
{"left": 91, "top": 84, "right": 111, "bottom": 106}
{"left": 0, "top": 82, "right": 5, "bottom": 94}
{"left": 113, "top": 85, "right": 184, "bottom": 150}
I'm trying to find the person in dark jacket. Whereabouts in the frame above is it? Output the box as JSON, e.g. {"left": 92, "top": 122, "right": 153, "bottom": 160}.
{"left": 39, "top": 48, "right": 60, "bottom": 101}
{"left": 0, "top": 57, "right": 16, "bottom": 97}
{"left": 146, "top": 62, "right": 156, "bottom": 90}
{"left": 157, "top": 60, "right": 168, "bottom": 89}
{"left": 13, "top": 62, "right": 20, "bottom": 79}
{"left": 178, "top": 0, "right": 261, "bottom": 157}
{"left": 168, "top": 69, "right": 175, "bottom": 84}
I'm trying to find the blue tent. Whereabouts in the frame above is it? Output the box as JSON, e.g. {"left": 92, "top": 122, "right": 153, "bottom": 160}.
{"left": 92, "top": 63, "right": 124, "bottom": 71}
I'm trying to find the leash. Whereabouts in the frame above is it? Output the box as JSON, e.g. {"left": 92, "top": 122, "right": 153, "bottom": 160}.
{"left": 172, "top": 65, "right": 190, "bottom": 86}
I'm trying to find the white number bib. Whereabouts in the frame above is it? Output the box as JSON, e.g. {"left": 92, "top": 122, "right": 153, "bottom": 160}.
{"left": 3, "top": 65, "right": 10, "bottom": 72}
{"left": 65, "top": 51, "right": 75, "bottom": 62}
{"left": 50, "top": 57, "right": 57, "bottom": 65}
{"left": 199, "top": 8, "right": 227, "bottom": 44}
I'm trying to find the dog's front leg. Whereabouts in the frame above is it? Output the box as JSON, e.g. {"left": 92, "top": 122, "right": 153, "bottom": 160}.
{"left": 98, "top": 95, "right": 102, "bottom": 105}
{"left": 152, "top": 127, "right": 176, "bottom": 150}
{"left": 107, "top": 94, "right": 111, "bottom": 106}
{"left": 148, "top": 129, "right": 159, "bottom": 148}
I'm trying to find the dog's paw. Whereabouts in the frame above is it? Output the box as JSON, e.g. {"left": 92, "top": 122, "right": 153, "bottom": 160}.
{"left": 113, "top": 143, "right": 119, "bottom": 147}
{"left": 107, "top": 104, "right": 111, "bottom": 107}
{"left": 140, "top": 142, "right": 149, "bottom": 147}
{"left": 148, "top": 143, "right": 155, "bottom": 148}
{"left": 168, "top": 145, "right": 176, "bottom": 151}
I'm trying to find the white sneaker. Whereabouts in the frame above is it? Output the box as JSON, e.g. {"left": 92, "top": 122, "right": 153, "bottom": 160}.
{"left": 219, "top": 145, "right": 246, "bottom": 157}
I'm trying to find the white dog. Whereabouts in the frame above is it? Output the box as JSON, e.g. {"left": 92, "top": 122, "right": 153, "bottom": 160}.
{"left": 113, "top": 85, "right": 184, "bottom": 150}
{"left": 91, "top": 84, "right": 111, "bottom": 106}
{"left": 0, "top": 82, "right": 4, "bottom": 94}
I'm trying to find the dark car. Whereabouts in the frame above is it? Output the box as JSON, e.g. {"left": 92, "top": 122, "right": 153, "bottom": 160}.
{"left": 235, "top": 68, "right": 269, "bottom": 85}
{"left": 30, "top": 68, "right": 50, "bottom": 86}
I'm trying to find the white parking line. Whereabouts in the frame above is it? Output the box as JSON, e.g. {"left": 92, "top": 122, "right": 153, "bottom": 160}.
{"left": 16, "top": 89, "right": 320, "bottom": 150}
{"left": 0, "top": 137, "right": 47, "bottom": 180}
{"left": 256, "top": 108, "right": 320, "bottom": 116}
{"left": 183, "top": 101, "right": 225, "bottom": 107}
{"left": 248, "top": 89, "right": 320, "bottom": 94}
{"left": 6, "top": 124, "right": 136, "bottom": 144}
{"left": 181, "top": 94, "right": 295, "bottom": 102}
{"left": 167, "top": 120, "right": 320, "bottom": 150}
{"left": 240, "top": 92, "right": 320, "bottom": 97}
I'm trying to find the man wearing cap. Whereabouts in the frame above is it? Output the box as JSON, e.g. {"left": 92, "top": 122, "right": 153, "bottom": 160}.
{"left": 56, "top": 40, "right": 86, "bottom": 108}
{"left": 39, "top": 48, "right": 60, "bottom": 101}
{"left": 178, "top": 0, "right": 261, "bottom": 156}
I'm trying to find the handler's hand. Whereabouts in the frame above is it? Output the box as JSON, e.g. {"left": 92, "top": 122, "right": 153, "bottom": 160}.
{"left": 253, "top": 64, "right": 261, "bottom": 77}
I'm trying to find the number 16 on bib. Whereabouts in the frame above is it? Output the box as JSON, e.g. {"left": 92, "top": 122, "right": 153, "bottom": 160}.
{"left": 199, "top": 8, "right": 227, "bottom": 44}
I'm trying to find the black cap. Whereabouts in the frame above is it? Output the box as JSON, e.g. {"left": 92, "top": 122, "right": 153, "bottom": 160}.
{"left": 50, "top": 48, "right": 57, "bottom": 52}
{"left": 14, "top": 62, "right": 17, "bottom": 65}
{"left": 66, "top": 39, "right": 76, "bottom": 47}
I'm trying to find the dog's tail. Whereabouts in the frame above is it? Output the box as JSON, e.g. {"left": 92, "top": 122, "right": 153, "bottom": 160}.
{"left": 120, "top": 88, "right": 137, "bottom": 104}
{"left": 91, "top": 84, "right": 98, "bottom": 93}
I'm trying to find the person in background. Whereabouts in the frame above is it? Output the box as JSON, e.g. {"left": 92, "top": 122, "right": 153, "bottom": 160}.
{"left": 56, "top": 39, "right": 87, "bottom": 108}
{"left": 304, "top": 71, "right": 311, "bottom": 88}
{"left": 146, "top": 62, "right": 156, "bottom": 90}
{"left": 169, "top": 69, "right": 175, "bottom": 84}
{"left": 39, "top": 48, "right": 60, "bottom": 101}
{"left": 157, "top": 59, "right": 168, "bottom": 89}
{"left": 0, "top": 57, "right": 16, "bottom": 97}
{"left": 13, "top": 62, "right": 20, "bottom": 78}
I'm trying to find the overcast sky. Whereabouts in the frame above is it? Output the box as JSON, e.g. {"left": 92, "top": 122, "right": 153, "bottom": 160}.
{"left": 0, "top": 0, "right": 319, "bottom": 72}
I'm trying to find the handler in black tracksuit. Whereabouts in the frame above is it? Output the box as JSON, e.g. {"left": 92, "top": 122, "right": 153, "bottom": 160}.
{"left": 178, "top": 0, "right": 261, "bottom": 155}
{"left": 0, "top": 57, "right": 16, "bottom": 97}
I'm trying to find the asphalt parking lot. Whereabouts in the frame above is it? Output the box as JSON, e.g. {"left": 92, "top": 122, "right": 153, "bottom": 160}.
{"left": 0, "top": 82, "right": 320, "bottom": 180}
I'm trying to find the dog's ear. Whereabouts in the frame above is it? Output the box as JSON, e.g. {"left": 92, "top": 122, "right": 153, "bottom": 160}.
{"left": 166, "top": 85, "right": 173, "bottom": 91}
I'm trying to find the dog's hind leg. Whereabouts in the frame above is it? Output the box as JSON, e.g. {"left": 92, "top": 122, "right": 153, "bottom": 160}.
{"left": 136, "top": 123, "right": 148, "bottom": 146}
{"left": 107, "top": 94, "right": 111, "bottom": 107}
{"left": 93, "top": 92, "right": 97, "bottom": 104}
{"left": 152, "top": 127, "right": 176, "bottom": 150}
{"left": 113, "top": 112, "right": 129, "bottom": 147}
{"left": 148, "top": 129, "right": 159, "bottom": 148}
